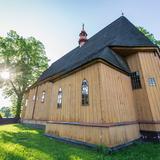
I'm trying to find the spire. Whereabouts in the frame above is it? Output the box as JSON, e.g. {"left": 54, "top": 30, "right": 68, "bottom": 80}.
{"left": 79, "top": 24, "right": 88, "bottom": 47}
{"left": 82, "top": 23, "right": 85, "bottom": 30}
{"left": 121, "top": 10, "right": 124, "bottom": 16}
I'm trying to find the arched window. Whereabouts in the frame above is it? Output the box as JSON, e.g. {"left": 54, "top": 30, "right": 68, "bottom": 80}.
{"left": 57, "top": 88, "right": 62, "bottom": 108}
{"left": 41, "top": 91, "right": 46, "bottom": 103}
{"left": 25, "top": 99, "right": 28, "bottom": 107}
{"left": 81, "top": 79, "right": 89, "bottom": 106}
{"left": 32, "top": 95, "right": 35, "bottom": 101}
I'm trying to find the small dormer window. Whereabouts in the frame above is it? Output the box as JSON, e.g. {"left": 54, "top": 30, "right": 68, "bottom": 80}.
{"left": 57, "top": 88, "right": 62, "bottom": 108}
{"left": 41, "top": 91, "right": 46, "bottom": 103}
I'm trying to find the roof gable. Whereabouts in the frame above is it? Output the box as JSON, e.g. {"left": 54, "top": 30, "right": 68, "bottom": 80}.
{"left": 38, "top": 16, "right": 156, "bottom": 82}
{"left": 82, "top": 16, "right": 156, "bottom": 48}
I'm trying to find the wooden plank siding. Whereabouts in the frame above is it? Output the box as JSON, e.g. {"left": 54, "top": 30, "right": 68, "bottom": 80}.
{"left": 126, "top": 51, "right": 160, "bottom": 131}
{"left": 99, "top": 63, "right": 137, "bottom": 123}
{"left": 44, "top": 62, "right": 140, "bottom": 147}
{"left": 126, "top": 53, "right": 153, "bottom": 121}
{"left": 23, "top": 88, "right": 37, "bottom": 120}
{"left": 22, "top": 49, "right": 160, "bottom": 146}
{"left": 21, "top": 91, "right": 29, "bottom": 119}
{"left": 46, "top": 123, "right": 139, "bottom": 147}
{"left": 138, "top": 52, "right": 160, "bottom": 131}
{"left": 23, "top": 60, "right": 141, "bottom": 147}
{"left": 48, "top": 63, "right": 102, "bottom": 123}
{"left": 33, "top": 82, "right": 52, "bottom": 121}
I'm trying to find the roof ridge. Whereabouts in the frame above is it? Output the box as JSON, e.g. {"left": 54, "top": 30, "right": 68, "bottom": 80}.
{"left": 38, "top": 16, "right": 156, "bottom": 82}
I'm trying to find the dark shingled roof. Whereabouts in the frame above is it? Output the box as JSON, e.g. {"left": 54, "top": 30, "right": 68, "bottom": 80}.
{"left": 39, "top": 16, "right": 156, "bottom": 82}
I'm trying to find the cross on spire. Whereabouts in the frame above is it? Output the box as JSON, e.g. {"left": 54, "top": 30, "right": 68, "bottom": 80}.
{"left": 121, "top": 10, "right": 124, "bottom": 16}
{"left": 82, "top": 23, "right": 84, "bottom": 31}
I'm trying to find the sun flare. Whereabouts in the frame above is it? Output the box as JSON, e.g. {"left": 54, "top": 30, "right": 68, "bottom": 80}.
{"left": 1, "top": 70, "right": 10, "bottom": 80}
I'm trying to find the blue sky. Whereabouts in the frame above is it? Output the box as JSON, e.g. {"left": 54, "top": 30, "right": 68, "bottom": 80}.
{"left": 0, "top": 0, "right": 159, "bottom": 107}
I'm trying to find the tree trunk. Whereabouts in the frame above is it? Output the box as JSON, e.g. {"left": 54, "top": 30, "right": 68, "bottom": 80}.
{"left": 15, "top": 95, "right": 23, "bottom": 119}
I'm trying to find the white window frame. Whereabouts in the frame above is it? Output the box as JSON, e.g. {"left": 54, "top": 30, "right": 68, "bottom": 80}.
{"left": 81, "top": 79, "right": 89, "bottom": 106}
{"left": 57, "top": 88, "right": 62, "bottom": 108}
{"left": 41, "top": 91, "right": 46, "bottom": 103}
{"left": 148, "top": 77, "right": 156, "bottom": 86}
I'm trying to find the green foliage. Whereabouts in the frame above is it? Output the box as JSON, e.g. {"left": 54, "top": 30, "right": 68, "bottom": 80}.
{"left": 138, "top": 27, "right": 160, "bottom": 47}
{"left": 0, "top": 107, "right": 12, "bottom": 118}
{"left": 0, "top": 107, "right": 11, "bottom": 118}
{"left": 0, "top": 30, "right": 49, "bottom": 118}
{"left": 0, "top": 113, "right": 2, "bottom": 118}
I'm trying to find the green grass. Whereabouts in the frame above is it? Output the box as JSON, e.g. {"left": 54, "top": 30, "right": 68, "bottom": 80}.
{"left": 0, "top": 124, "right": 160, "bottom": 160}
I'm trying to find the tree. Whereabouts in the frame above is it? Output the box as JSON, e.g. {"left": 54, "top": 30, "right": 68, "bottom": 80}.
{"left": 138, "top": 27, "right": 160, "bottom": 47}
{"left": 0, "top": 113, "right": 2, "bottom": 118}
{"left": 0, "top": 107, "right": 12, "bottom": 118}
{"left": 0, "top": 30, "right": 49, "bottom": 118}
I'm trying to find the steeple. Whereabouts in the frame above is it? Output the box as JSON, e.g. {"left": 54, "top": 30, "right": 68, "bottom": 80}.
{"left": 78, "top": 24, "right": 88, "bottom": 47}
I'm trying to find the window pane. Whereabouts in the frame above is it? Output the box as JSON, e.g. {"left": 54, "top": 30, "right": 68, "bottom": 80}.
{"left": 82, "top": 79, "right": 89, "bottom": 106}
{"left": 131, "top": 71, "right": 142, "bottom": 89}
{"left": 41, "top": 91, "right": 46, "bottom": 103}
{"left": 32, "top": 95, "right": 35, "bottom": 101}
{"left": 57, "top": 88, "right": 62, "bottom": 108}
{"left": 148, "top": 77, "right": 156, "bottom": 86}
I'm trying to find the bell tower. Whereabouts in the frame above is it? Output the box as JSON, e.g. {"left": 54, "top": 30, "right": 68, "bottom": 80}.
{"left": 78, "top": 24, "right": 88, "bottom": 47}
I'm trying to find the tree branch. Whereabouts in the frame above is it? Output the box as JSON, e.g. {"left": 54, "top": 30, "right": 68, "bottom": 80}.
{"left": 9, "top": 80, "right": 19, "bottom": 96}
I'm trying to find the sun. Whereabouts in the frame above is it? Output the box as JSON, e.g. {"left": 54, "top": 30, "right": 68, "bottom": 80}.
{"left": 1, "top": 70, "right": 10, "bottom": 80}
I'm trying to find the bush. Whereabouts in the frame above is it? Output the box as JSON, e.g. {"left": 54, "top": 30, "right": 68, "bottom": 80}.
{"left": 0, "top": 113, "right": 2, "bottom": 118}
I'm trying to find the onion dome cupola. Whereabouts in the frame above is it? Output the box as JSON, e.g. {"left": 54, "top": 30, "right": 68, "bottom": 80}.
{"left": 78, "top": 24, "right": 88, "bottom": 47}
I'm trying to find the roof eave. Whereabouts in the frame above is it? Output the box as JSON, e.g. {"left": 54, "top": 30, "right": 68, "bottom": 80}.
{"left": 28, "top": 58, "right": 130, "bottom": 90}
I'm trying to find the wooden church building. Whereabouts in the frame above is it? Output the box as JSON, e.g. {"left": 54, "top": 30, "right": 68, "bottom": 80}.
{"left": 22, "top": 16, "right": 160, "bottom": 149}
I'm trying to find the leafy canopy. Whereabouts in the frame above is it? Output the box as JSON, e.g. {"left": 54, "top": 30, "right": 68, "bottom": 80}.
{"left": 0, "top": 107, "right": 12, "bottom": 118}
{"left": 138, "top": 26, "right": 160, "bottom": 47}
{"left": 0, "top": 30, "right": 49, "bottom": 117}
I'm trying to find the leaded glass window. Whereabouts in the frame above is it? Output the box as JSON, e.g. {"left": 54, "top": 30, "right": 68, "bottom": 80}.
{"left": 57, "top": 88, "right": 62, "bottom": 108}
{"left": 82, "top": 79, "right": 89, "bottom": 106}
{"left": 41, "top": 91, "right": 46, "bottom": 103}
{"left": 130, "top": 71, "right": 142, "bottom": 89}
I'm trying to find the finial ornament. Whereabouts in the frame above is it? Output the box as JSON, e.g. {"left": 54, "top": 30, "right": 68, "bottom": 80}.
{"left": 79, "top": 23, "right": 88, "bottom": 47}
{"left": 121, "top": 10, "right": 124, "bottom": 16}
{"left": 82, "top": 23, "right": 84, "bottom": 31}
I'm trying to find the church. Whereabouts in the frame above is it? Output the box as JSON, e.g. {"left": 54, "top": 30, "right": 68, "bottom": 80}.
{"left": 22, "top": 16, "right": 160, "bottom": 149}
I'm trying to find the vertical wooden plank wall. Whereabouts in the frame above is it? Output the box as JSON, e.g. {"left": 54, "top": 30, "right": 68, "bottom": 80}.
{"left": 99, "top": 63, "right": 137, "bottom": 123}
{"left": 48, "top": 63, "right": 102, "bottom": 123}
{"left": 23, "top": 82, "right": 52, "bottom": 121}
{"left": 33, "top": 82, "right": 52, "bottom": 121}
{"left": 45, "top": 62, "right": 140, "bottom": 147}
{"left": 21, "top": 91, "right": 29, "bottom": 119}
{"left": 23, "top": 88, "right": 37, "bottom": 119}
{"left": 126, "top": 54, "right": 153, "bottom": 121}
{"left": 99, "top": 63, "right": 140, "bottom": 146}
{"left": 126, "top": 51, "right": 160, "bottom": 131}
{"left": 138, "top": 52, "right": 160, "bottom": 131}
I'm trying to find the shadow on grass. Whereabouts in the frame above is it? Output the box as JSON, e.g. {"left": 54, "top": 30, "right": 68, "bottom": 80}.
{"left": 0, "top": 145, "right": 25, "bottom": 160}
{"left": 1, "top": 124, "right": 160, "bottom": 160}
{"left": 0, "top": 124, "right": 100, "bottom": 160}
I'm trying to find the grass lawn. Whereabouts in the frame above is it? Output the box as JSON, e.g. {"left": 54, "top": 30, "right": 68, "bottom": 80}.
{"left": 0, "top": 124, "right": 160, "bottom": 160}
